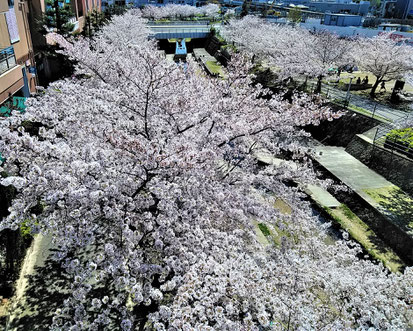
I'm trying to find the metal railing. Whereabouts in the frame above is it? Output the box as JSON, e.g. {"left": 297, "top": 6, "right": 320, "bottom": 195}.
{"left": 0, "top": 46, "right": 17, "bottom": 75}
{"left": 373, "top": 114, "right": 413, "bottom": 160}
{"left": 301, "top": 80, "right": 410, "bottom": 123}
{"left": 150, "top": 27, "right": 210, "bottom": 32}
{"left": 148, "top": 20, "right": 210, "bottom": 26}
{"left": 150, "top": 27, "right": 210, "bottom": 39}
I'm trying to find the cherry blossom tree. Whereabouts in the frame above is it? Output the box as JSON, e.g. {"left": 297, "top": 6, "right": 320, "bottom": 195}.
{"left": 221, "top": 16, "right": 350, "bottom": 86}
{"left": 141, "top": 4, "right": 219, "bottom": 21}
{"left": 352, "top": 33, "right": 413, "bottom": 97}
{"left": 221, "top": 16, "right": 306, "bottom": 78}
{"left": 142, "top": 5, "right": 197, "bottom": 20}
{"left": 0, "top": 10, "right": 412, "bottom": 331}
{"left": 199, "top": 4, "right": 220, "bottom": 19}
{"left": 309, "top": 31, "right": 350, "bottom": 93}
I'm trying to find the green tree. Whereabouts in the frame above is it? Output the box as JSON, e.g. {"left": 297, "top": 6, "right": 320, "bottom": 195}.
{"left": 240, "top": 0, "right": 250, "bottom": 17}
{"left": 83, "top": 9, "right": 106, "bottom": 38}
{"left": 41, "top": 0, "right": 75, "bottom": 36}
{"left": 287, "top": 7, "right": 302, "bottom": 23}
{"left": 370, "top": 0, "right": 381, "bottom": 8}
{"left": 260, "top": 5, "right": 268, "bottom": 18}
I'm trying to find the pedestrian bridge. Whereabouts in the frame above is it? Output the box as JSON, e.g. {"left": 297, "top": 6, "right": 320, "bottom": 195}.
{"left": 148, "top": 22, "right": 211, "bottom": 39}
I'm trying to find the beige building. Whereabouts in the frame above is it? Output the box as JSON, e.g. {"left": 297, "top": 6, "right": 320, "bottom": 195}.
{"left": 1, "top": 0, "right": 103, "bottom": 106}
{"left": 0, "top": 0, "right": 37, "bottom": 107}
{"left": 28, "top": 0, "right": 102, "bottom": 86}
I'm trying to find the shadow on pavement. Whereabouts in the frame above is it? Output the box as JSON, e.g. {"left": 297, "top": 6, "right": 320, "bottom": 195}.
{"left": 8, "top": 250, "right": 71, "bottom": 331}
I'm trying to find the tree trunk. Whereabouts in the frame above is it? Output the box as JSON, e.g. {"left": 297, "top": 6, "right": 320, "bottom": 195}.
{"left": 54, "top": 0, "right": 61, "bottom": 33}
{"left": 315, "top": 75, "right": 323, "bottom": 94}
{"left": 370, "top": 78, "right": 380, "bottom": 98}
{"left": 302, "top": 75, "right": 308, "bottom": 90}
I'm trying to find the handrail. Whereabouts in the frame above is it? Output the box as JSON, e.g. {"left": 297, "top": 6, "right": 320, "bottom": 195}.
{"left": 0, "top": 45, "right": 16, "bottom": 75}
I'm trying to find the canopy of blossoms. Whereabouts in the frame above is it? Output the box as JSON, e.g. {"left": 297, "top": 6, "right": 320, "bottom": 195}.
{"left": 0, "top": 9, "right": 412, "bottom": 331}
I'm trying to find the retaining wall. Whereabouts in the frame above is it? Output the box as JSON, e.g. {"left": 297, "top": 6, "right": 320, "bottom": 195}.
{"left": 346, "top": 134, "right": 413, "bottom": 195}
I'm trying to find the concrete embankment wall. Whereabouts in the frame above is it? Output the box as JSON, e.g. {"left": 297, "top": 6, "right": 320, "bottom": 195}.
{"left": 305, "top": 111, "right": 379, "bottom": 147}
{"left": 313, "top": 162, "right": 413, "bottom": 265}
{"left": 332, "top": 186, "right": 413, "bottom": 265}
{"left": 346, "top": 134, "right": 413, "bottom": 196}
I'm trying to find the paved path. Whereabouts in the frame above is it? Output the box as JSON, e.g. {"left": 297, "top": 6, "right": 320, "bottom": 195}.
{"left": 314, "top": 146, "right": 413, "bottom": 236}
{"left": 5, "top": 235, "right": 69, "bottom": 331}
{"left": 193, "top": 48, "right": 225, "bottom": 77}
{"left": 321, "top": 83, "right": 411, "bottom": 122}
{"left": 256, "top": 151, "right": 340, "bottom": 208}
{"left": 193, "top": 48, "right": 216, "bottom": 63}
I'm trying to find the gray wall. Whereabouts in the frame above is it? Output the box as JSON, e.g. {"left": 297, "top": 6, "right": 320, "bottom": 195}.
{"left": 395, "top": 0, "right": 413, "bottom": 18}
{"left": 324, "top": 13, "right": 362, "bottom": 25}
{"left": 346, "top": 134, "right": 413, "bottom": 196}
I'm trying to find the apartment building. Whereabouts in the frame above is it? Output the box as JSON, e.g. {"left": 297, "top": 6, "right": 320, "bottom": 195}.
{"left": 1, "top": 0, "right": 104, "bottom": 106}
{"left": 0, "top": 0, "right": 36, "bottom": 110}
{"left": 27, "top": 0, "right": 102, "bottom": 86}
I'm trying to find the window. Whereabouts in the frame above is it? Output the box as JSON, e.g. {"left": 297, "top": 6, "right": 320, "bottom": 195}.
{"left": 0, "top": 46, "right": 17, "bottom": 75}
{"left": 7, "top": 0, "right": 13, "bottom": 7}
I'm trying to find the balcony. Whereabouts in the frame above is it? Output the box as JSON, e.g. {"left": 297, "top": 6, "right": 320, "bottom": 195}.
{"left": 0, "top": 46, "right": 17, "bottom": 76}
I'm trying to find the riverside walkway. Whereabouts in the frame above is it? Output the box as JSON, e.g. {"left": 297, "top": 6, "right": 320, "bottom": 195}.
{"left": 319, "top": 83, "right": 410, "bottom": 123}
{"left": 313, "top": 145, "right": 413, "bottom": 262}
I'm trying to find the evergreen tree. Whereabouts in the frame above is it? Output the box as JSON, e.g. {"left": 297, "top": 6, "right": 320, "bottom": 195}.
{"left": 83, "top": 9, "right": 106, "bottom": 38}
{"left": 287, "top": 7, "right": 302, "bottom": 23}
{"left": 41, "top": 0, "right": 75, "bottom": 36}
{"left": 240, "top": 0, "right": 250, "bottom": 17}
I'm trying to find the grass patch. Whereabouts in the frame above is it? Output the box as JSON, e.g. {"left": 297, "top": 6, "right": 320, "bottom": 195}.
{"left": 347, "top": 104, "right": 389, "bottom": 122}
{"left": 362, "top": 186, "right": 413, "bottom": 231}
{"left": 221, "top": 43, "right": 237, "bottom": 52}
{"left": 256, "top": 221, "right": 290, "bottom": 247}
{"left": 324, "top": 204, "right": 405, "bottom": 273}
{"left": 205, "top": 60, "right": 225, "bottom": 77}
{"left": 340, "top": 204, "right": 356, "bottom": 220}
{"left": 363, "top": 186, "right": 399, "bottom": 204}
{"left": 258, "top": 223, "right": 271, "bottom": 236}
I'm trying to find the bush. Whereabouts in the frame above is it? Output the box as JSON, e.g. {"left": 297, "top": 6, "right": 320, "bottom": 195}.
{"left": 384, "top": 127, "right": 413, "bottom": 158}
{"left": 386, "top": 127, "right": 413, "bottom": 147}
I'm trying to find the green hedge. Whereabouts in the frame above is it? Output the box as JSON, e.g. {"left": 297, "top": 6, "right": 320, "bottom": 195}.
{"left": 386, "top": 127, "right": 413, "bottom": 148}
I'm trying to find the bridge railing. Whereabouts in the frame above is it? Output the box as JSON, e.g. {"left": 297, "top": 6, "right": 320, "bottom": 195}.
{"left": 151, "top": 27, "right": 210, "bottom": 33}
{"left": 151, "top": 32, "right": 210, "bottom": 40}
{"left": 148, "top": 21, "right": 210, "bottom": 26}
